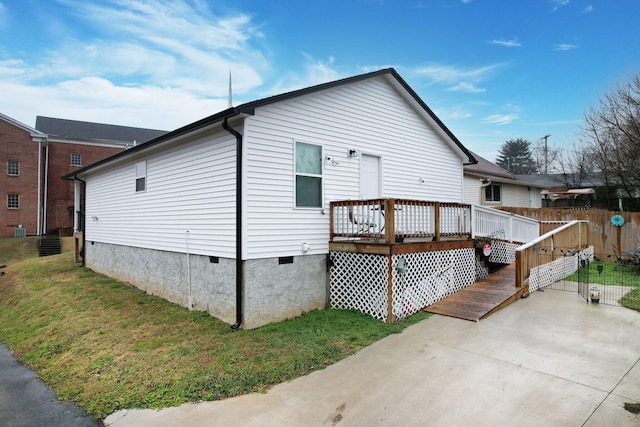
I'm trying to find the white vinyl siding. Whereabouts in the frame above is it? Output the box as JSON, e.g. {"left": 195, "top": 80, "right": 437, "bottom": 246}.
{"left": 84, "top": 130, "right": 237, "bottom": 257}
{"left": 502, "top": 184, "right": 539, "bottom": 208}
{"left": 464, "top": 175, "right": 540, "bottom": 208}
{"left": 463, "top": 176, "right": 481, "bottom": 205}
{"left": 81, "top": 73, "right": 470, "bottom": 261}
{"left": 243, "top": 76, "right": 465, "bottom": 259}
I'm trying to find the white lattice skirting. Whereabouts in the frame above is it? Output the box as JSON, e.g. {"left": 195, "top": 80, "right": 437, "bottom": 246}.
{"left": 330, "top": 248, "right": 476, "bottom": 322}
{"left": 528, "top": 246, "right": 594, "bottom": 292}
{"left": 489, "top": 240, "right": 518, "bottom": 264}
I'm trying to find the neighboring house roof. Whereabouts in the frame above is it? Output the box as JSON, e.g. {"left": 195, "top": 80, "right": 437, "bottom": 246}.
{"left": 36, "top": 116, "right": 167, "bottom": 144}
{"left": 0, "top": 112, "right": 47, "bottom": 139}
{"left": 516, "top": 173, "right": 603, "bottom": 189}
{"left": 464, "top": 151, "right": 515, "bottom": 181}
{"left": 465, "top": 152, "right": 548, "bottom": 188}
{"left": 64, "top": 68, "right": 477, "bottom": 179}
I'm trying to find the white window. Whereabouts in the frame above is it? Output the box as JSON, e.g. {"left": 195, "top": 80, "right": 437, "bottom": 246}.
{"left": 7, "top": 194, "right": 19, "bottom": 209}
{"left": 135, "top": 161, "right": 146, "bottom": 192}
{"left": 7, "top": 161, "right": 19, "bottom": 176}
{"left": 295, "top": 141, "right": 323, "bottom": 208}
{"left": 71, "top": 153, "right": 82, "bottom": 166}
{"left": 485, "top": 184, "right": 501, "bottom": 202}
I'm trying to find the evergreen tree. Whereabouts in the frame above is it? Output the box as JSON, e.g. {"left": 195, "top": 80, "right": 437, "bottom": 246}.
{"left": 495, "top": 138, "right": 537, "bottom": 174}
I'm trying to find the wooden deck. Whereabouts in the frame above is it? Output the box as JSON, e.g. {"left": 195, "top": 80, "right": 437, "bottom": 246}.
{"left": 424, "top": 264, "right": 528, "bottom": 321}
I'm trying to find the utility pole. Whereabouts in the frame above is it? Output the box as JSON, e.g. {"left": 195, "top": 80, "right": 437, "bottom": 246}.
{"left": 542, "top": 134, "right": 551, "bottom": 174}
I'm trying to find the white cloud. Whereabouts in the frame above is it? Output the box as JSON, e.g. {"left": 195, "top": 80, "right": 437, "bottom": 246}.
{"left": 0, "top": 77, "right": 228, "bottom": 130}
{"left": 550, "top": 0, "right": 570, "bottom": 12}
{"left": 448, "top": 82, "right": 486, "bottom": 93}
{"left": 0, "top": 0, "right": 274, "bottom": 128}
{"left": 415, "top": 63, "right": 502, "bottom": 85}
{"left": 265, "top": 54, "right": 344, "bottom": 96}
{"left": 554, "top": 43, "right": 578, "bottom": 51}
{"left": 481, "top": 114, "right": 519, "bottom": 125}
{"left": 489, "top": 38, "right": 522, "bottom": 48}
{"left": 583, "top": 5, "right": 593, "bottom": 13}
{"left": 45, "top": 0, "right": 267, "bottom": 96}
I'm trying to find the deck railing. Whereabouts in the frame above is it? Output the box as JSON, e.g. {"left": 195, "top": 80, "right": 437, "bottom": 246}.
{"left": 515, "top": 220, "right": 590, "bottom": 290}
{"left": 330, "top": 199, "right": 540, "bottom": 244}
{"left": 471, "top": 204, "right": 539, "bottom": 243}
{"left": 330, "top": 198, "right": 471, "bottom": 242}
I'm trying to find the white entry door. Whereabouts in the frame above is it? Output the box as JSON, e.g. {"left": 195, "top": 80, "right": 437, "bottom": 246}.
{"left": 359, "top": 154, "right": 381, "bottom": 199}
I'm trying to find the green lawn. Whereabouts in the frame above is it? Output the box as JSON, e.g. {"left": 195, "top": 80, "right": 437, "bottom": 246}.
{"left": 0, "top": 239, "right": 429, "bottom": 418}
{"left": 566, "top": 259, "right": 640, "bottom": 310}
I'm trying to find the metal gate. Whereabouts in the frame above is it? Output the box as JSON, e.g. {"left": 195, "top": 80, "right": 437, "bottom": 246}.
{"left": 549, "top": 251, "right": 640, "bottom": 308}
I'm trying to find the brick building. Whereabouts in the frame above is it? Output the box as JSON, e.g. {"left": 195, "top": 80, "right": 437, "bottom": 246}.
{"left": 0, "top": 113, "right": 166, "bottom": 237}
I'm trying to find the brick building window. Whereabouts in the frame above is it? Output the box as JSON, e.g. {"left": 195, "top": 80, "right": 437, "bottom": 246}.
{"left": 71, "top": 153, "right": 82, "bottom": 166}
{"left": 7, "top": 161, "right": 19, "bottom": 176}
{"left": 7, "top": 194, "right": 19, "bottom": 209}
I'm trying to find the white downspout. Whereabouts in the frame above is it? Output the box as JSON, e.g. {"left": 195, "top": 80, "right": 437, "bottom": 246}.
{"left": 37, "top": 139, "right": 42, "bottom": 235}
{"left": 185, "top": 230, "right": 192, "bottom": 310}
{"left": 43, "top": 141, "right": 49, "bottom": 235}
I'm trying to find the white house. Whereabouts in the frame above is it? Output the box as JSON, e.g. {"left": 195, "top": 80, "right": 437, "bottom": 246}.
{"left": 65, "top": 68, "right": 477, "bottom": 329}
{"left": 463, "top": 152, "right": 547, "bottom": 208}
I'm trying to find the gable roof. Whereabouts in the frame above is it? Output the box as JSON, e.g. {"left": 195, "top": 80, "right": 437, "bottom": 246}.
{"left": 65, "top": 68, "right": 476, "bottom": 179}
{"left": 36, "top": 116, "right": 167, "bottom": 143}
{"left": 0, "top": 112, "right": 47, "bottom": 139}
{"left": 464, "top": 151, "right": 515, "bottom": 180}
{"left": 465, "top": 152, "right": 548, "bottom": 188}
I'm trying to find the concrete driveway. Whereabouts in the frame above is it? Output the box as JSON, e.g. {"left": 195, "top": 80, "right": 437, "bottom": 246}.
{"left": 105, "top": 289, "right": 640, "bottom": 427}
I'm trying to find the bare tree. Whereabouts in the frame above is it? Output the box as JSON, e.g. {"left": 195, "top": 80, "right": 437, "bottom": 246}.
{"left": 554, "top": 143, "right": 594, "bottom": 188}
{"left": 582, "top": 72, "right": 640, "bottom": 198}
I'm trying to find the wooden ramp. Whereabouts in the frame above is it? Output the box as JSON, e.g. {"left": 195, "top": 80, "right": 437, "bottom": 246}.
{"left": 424, "top": 264, "right": 528, "bottom": 321}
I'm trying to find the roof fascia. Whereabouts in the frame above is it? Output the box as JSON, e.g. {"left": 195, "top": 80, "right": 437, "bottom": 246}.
{"left": 0, "top": 112, "right": 47, "bottom": 139}
{"left": 63, "top": 108, "right": 243, "bottom": 180}
{"left": 233, "top": 68, "right": 476, "bottom": 165}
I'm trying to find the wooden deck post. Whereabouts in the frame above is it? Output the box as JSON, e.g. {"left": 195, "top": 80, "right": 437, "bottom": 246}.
{"left": 329, "top": 203, "right": 335, "bottom": 241}
{"left": 434, "top": 202, "right": 441, "bottom": 241}
{"left": 384, "top": 198, "right": 395, "bottom": 243}
{"left": 515, "top": 250, "right": 523, "bottom": 288}
{"left": 386, "top": 253, "right": 395, "bottom": 323}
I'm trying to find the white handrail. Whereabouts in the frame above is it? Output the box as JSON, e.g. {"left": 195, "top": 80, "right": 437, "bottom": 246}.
{"left": 515, "top": 220, "right": 588, "bottom": 251}
{"left": 471, "top": 205, "right": 539, "bottom": 243}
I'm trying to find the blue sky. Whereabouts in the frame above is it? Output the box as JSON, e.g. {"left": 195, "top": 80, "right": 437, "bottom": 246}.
{"left": 1, "top": 0, "right": 638, "bottom": 161}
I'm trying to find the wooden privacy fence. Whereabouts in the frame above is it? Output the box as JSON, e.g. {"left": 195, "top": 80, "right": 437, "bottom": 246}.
{"left": 515, "top": 220, "right": 590, "bottom": 289}
{"left": 500, "top": 207, "right": 640, "bottom": 256}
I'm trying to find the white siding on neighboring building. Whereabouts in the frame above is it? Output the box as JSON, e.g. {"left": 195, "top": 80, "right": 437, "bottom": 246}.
{"left": 502, "top": 184, "right": 532, "bottom": 208}
{"left": 84, "top": 129, "right": 238, "bottom": 258}
{"left": 463, "top": 176, "right": 482, "bottom": 205}
{"left": 243, "top": 76, "right": 465, "bottom": 259}
{"left": 463, "top": 177, "right": 542, "bottom": 209}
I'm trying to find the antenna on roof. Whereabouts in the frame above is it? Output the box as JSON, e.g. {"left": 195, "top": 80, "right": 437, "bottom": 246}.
{"left": 228, "top": 70, "right": 233, "bottom": 108}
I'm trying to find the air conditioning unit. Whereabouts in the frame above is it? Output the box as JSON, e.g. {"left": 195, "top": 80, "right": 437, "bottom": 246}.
{"left": 14, "top": 226, "right": 26, "bottom": 238}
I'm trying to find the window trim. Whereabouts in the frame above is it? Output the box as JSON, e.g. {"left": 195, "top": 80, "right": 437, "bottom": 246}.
{"left": 70, "top": 153, "right": 82, "bottom": 167}
{"left": 7, "top": 194, "right": 19, "bottom": 209}
{"left": 7, "top": 160, "right": 19, "bottom": 176}
{"left": 135, "top": 161, "right": 147, "bottom": 193}
{"left": 484, "top": 184, "right": 502, "bottom": 203}
{"left": 294, "top": 141, "right": 324, "bottom": 209}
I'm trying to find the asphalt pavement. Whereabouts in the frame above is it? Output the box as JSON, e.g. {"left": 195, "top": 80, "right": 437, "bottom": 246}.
{"left": 0, "top": 343, "right": 102, "bottom": 427}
